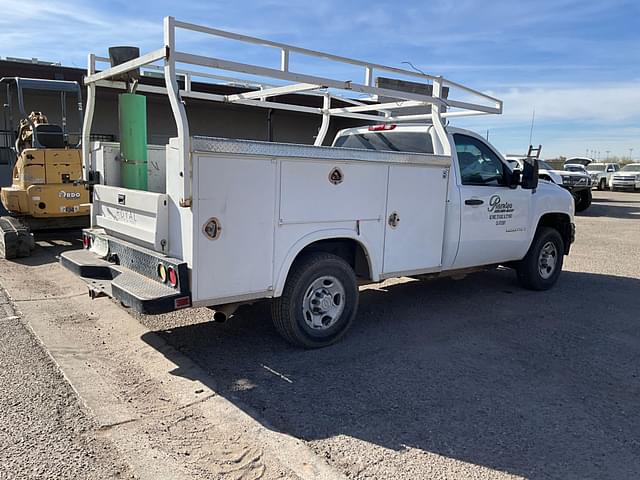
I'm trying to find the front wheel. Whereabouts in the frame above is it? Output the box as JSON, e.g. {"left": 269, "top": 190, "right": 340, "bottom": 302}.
{"left": 516, "top": 227, "right": 565, "bottom": 290}
{"left": 599, "top": 178, "right": 607, "bottom": 190}
{"left": 574, "top": 189, "right": 592, "bottom": 212}
{"left": 271, "top": 252, "right": 359, "bottom": 348}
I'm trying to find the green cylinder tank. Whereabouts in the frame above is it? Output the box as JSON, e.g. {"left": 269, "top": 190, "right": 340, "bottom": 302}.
{"left": 118, "top": 93, "right": 148, "bottom": 190}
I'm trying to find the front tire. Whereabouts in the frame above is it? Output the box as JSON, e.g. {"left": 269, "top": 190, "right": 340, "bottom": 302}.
{"left": 574, "top": 189, "right": 592, "bottom": 212}
{"left": 598, "top": 178, "right": 607, "bottom": 190}
{"left": 271, "top": 252, "right": 358, "bottom": 348}
{"left": 516, "top": 227, "right": 564, "bottom": 290}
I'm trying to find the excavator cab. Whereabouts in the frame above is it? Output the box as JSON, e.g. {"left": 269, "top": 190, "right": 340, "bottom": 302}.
{"left": 0, "top": 77, "right": 89, "bottom": 258}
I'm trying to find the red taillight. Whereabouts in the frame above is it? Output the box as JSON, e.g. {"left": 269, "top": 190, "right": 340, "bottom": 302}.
{"left": 82, "top": 234, "right": 90, "bottom": 249}
{"left": 368, "top": 124, "right": 396, "bottom": 132}
{"left": 167, "top": 266, "right": 178, "bottom": 288}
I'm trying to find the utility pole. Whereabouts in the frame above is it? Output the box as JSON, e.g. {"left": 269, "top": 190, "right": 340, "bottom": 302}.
{"left": 529, "top": 109, "right": 535, "bottom": 146}
{"left": 630, "top": 148, "right": 634, "bottom": 162}
{"left": 606, "top": 150, "right": 610, "bottom": 160}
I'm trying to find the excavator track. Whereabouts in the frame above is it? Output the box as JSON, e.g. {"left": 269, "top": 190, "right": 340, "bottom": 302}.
{"left": 0, "top": 216, "right": 33, "bottom": 259}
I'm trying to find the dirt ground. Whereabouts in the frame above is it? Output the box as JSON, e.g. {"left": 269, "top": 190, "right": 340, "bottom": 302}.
{"left": 0, "top": 289, "right": 130, "bottom": 480}
{"left": 0, "top": 190, "right": 639, "bottom": 480}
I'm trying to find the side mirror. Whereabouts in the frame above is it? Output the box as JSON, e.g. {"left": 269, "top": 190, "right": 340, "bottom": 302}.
{"left": 521, "top": 158, "right": 539, "bottom": 190}
{"left": 507, "top": 168, "right": 521, "bottom": 189}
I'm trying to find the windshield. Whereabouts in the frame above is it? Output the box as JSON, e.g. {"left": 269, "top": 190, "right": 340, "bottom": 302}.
{"left": 621, "top": 164, "right": 640, "bottom": 172}
{"left": 588, "top": 164, "right": 606, "bottom": 171}
{"left": 334, "top": 131, "right": 434, "bottom": 154}
{"left": 538, "top": 160, "right": 554, "bottom": 170}
{"left": 565, "top": 165, "right": 585, "bottom": 172}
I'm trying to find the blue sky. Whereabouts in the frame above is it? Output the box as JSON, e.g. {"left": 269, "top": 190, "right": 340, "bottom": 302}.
{"left": 1, "top": 0, "right": 639, "bottom": 159}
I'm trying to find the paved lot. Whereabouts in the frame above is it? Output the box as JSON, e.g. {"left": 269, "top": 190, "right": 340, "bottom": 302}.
{"left": 0, "top": 190, "right": 639, "bottom": 479}
{"left": 142, "top": 190, "right": 640, "bottom": 479}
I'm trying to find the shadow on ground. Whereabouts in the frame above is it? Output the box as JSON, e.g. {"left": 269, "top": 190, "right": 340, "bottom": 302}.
{"left": 12, "top": 230, "right": 82, "bottom": 266}
{"left": 143, "top": 268, "right": 640, "bottom": 479}
{"left": 580, "top": 201, "right": 640, "bottom": 219}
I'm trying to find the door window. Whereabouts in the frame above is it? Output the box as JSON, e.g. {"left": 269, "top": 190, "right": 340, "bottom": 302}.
{"left": 453, "top": 134, "right": 506, "bottom": 186}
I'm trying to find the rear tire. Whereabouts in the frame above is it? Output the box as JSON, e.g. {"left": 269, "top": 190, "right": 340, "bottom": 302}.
{"left": 271, "top": 252, "right": 358, "bottom": 348}
{"left": 516, "top": 227, "right": 564, "bottom": 291}
{"left": 574, "top": 189, "right": 592, "bottom": 212}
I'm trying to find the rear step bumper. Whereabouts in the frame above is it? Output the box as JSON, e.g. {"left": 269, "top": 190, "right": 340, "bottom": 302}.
{"left": 60, "top": 234, "right": 191, "bottom": 315}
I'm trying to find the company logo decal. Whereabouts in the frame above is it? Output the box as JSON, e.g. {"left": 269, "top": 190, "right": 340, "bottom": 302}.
{"left": 487, "top": 194, "right": 514, "bottom": 225}
{"left": 58, "top": 190, "right": 81, "bottom": 199}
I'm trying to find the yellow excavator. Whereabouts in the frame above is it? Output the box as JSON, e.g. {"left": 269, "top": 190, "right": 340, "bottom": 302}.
{"left": 0, "top": 77, "right": 89, "bottom": 259}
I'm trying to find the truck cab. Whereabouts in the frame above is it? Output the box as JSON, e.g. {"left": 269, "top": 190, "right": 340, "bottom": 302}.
{"left": 334, "top": 125, "right": 574, "bottom": 270}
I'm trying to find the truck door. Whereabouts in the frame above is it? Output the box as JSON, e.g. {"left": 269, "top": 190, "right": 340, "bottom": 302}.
{"left": 452, "top": 133, "right": 531, "bottom": 268}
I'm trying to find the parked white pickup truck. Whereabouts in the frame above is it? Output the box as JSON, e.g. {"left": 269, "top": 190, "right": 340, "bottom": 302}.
{"left": 611, "top": 163, "right": 640, "bottom": 191}
{"left": 565, "top": 157, "right": 620, "bottom": 190}
{"left": 506, "top": 156, "right": 592, "bottom": 212}
{"left": 61, "top": 18, "right": 575, "bottom": 347}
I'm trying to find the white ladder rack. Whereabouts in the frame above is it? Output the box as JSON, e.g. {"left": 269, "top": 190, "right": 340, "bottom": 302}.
{"left": 82, "top": 16, "right": 503, "bottom": 207}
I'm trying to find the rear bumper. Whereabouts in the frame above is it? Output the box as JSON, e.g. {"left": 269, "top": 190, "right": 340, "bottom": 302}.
{"left": 60, "top": 230, "right": 191, "bottom": 314}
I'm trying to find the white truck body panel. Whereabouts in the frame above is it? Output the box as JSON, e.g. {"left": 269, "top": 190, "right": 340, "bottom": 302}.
{"left": 194, "top": 153, "right": 277, "bottom": 302}
{"left": 174, "top": 136, "right": 451, "bottom": 305}
{"left": 383, "top": 164, "right": 448, "bottom": 274}
{"left": 91, "top": 185, "right": 169, "bottom": 253}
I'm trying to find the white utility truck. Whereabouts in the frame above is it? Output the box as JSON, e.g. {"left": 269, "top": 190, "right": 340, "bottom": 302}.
{"left": 62, "top": 17, "right": 575, "bottom": 348}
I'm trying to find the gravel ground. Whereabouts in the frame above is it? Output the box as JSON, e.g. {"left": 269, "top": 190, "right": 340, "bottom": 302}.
{"left": 1, "top": 190, "right": 638, "bottom": 480}
{"left": 0, "top": 290, "right": 129, "bottom": 480}
{"left": 139, "top": 190, "right": 640, "bottom": 480}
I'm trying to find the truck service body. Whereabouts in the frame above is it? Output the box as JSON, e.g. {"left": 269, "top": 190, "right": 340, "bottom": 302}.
{"left": 62, "top": 17, "right": 575, "bottom": 347}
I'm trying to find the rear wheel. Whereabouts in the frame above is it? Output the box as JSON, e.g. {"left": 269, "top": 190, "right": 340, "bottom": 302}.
{"left": 574, "top": 189, "right": 592, "bottom": 212}
{"left": 516, "top": 227, "right": 564, "bottom": 290}
{"left": 271, "top": 252, "right": 358, "bottom": 348}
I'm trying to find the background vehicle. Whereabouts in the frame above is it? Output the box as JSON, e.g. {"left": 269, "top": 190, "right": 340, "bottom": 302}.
{"left": 507, "top": 155, "right": 592, "bottom": 212}
{"left": 564, "top": 164, "right": 588, "bottom": 174}
{"left": 565, "top": 157, "right": 620, "bottom": 190}
{"left": 0, "top": 78, "right": 89, "bottom": 259}
{"left": 611, "top": 164, "right": 640, "bottom": 191}
{"left": 61, "top": 17, "right": 575, "bottom": 348}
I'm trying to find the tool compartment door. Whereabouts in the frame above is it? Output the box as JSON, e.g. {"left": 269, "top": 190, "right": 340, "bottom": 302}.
{"left": 382, "top": 164, "right": 448, "bottom": 274}
{"left": 194, "top": 154, "right": 276, "bottom": 302}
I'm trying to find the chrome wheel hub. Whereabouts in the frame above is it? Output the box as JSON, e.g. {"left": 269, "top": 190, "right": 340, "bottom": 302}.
{"left": 302, "top": 275, "right": 345, "bottom": 330}
{"left": 538, "top": 241, "right": 558, "bottom": 279}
